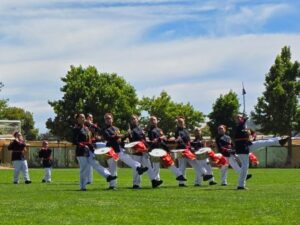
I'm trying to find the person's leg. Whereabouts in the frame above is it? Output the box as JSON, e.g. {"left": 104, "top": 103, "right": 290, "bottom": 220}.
{"left": 237, "top": 154, "right": 250, "bottom": 189}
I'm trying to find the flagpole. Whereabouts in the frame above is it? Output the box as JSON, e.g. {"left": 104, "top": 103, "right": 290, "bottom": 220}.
{"left": 242, "top": 82, "right": 246, "bottom": 115}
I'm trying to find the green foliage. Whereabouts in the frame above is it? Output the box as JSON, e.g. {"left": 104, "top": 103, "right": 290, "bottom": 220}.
{"left": 0, "top": 82, "right": 8, "bottom": 118}
{"left": 139, "top": 91, "right": 204, "bottom": 134}
{"left": 1, "top": 107, "right": 38, "bottom": 140}
{"left": 0, "top": 169, "right": 299, "bottom": 225}
{"left": 200, "top": 125, "right": 211, "bottom": 137}
{"left": 47, "top": 65, "right": 139, "bottom": 140}
{"left": 251, "top": 46, "right": 300, "bottom": 135}
{"left": 208, "top": 90, "right": 240, "bottom": 137}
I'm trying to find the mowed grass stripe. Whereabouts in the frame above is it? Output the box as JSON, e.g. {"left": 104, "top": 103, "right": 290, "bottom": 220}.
{"left": 0, "top": 168, "right": 299, "bottom": 225}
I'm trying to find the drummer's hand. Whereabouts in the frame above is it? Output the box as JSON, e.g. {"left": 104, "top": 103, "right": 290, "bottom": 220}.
{"left": 168, "top": 137, "right": 175, "bottom": 142}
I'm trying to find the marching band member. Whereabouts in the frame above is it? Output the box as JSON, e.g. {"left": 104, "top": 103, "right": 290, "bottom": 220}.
{"left": 147, "top": 116, "right": 186, "bottom": 183}
{"left": 174, "top": 117, "right": 212, "bottom": 187}
{"left": 85, "top": 113, "right": 102, "bottom": 184}
{"left": 102, "top": 113, "right": 155, "bottom": 190}
{"left": 39, "top": 140, "right": 53, "bottom": 183}
{"left": 216, "top": 124, "right": 246, "bottom": 186}
{"left": 128, "top": 115, "right": 162, "bottom": 189}
{"left": 73, "top": 113, "right": 116, "bottom": 191}
{"left": 191, "top": 128, "right": 217, "bottom": 186}
{"left": 7, "top": 131, "right": 31, "bottom": 184}
{"left": 234, "top": 114, "right": 252, "bottom": 190}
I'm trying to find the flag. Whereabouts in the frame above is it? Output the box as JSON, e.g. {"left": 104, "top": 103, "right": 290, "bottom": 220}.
{"left": 242, "top": 83, "right": 246, "bottom": 95}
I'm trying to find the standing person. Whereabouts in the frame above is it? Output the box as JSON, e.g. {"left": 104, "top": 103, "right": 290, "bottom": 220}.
{"left": 234, "top": 114, "right": 252, "bottom": 190}
{"left": 191, "top": 128, "right": 217, "bottom": 186}
{"left": 215, "top": 124, "right": 248, "bottom": 186}
{"left": 102, "top": 113, "right": 156, "bottom": 190}
{"left": 73, "top": 113, "right": 116, "bottom": 191}
{"left": 85, "top": 113, "right": 102, "bottom": 184}
{"left": 127, "top": 115, "right": 162, "bottom": 189}
{"left": 174, "top": 117, "right": 212, "bottom": 187}
{"left": 7, "top": 131, "right": 31, "bottom": 184}
{"left": 39, "top": 140, "right": 53, "bottom": 183}
{"left": 147, "top": 116, "right": 187, "bottom": 184}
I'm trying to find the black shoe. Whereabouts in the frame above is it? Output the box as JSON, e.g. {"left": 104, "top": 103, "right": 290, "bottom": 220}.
{"left": 108, "top": 186, "right": 116, "bottom": 190}
{"left": 246, "top": 174, "right": 252, "bottom": 180}
{"left": 209, "top": 181, "right": 217, "bottom": 185}
{"left": 42, "top": 179, "right": 46, "bottom": 183}
{"left": 176, "top": 175, "right": 187, "bottom": 181}
{"left": 136, "top": 167, "right": 148, "bottom": 175}
{"left": 221, "top": 183, "right": 227, "bottom": 186}
{"left": 279, "top": 136, "right": 290, "bottom": 146}
{"left": 203, "top": 174, "right": 213, "bottom": 181}
{"left": 106, "top": 175, "right": 117, "bottom": 182}
{"left": 194, "top": 184, "right": 201, "bottom": 187}
{"left": 237, "top": 186, "right": 248, "bottom": 190}
{"left": 25, "top": 180, "right": 32, "bottom": 184}
{"left": 13, "top": 181, "right": 18, "bottom": 184}
{"left": 179, "top": 183, "right": 187, "bottom": 187}
{"left": 132, "top": 185, "right": 141, "bottom": 189}
{"left": 152, "top": 179, "right": 163, "bottom": 188}
{"left": 86, "top": 182, "right": 91, "bottom": 185}
{"left": 80, "top": 188, "right": 87, "bottom": 191}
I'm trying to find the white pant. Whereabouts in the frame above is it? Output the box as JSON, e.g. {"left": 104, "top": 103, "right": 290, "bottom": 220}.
{"left": 87, "top": 166, "right": 93, "bottom": 183}
{"left": 152, "top": 161, "right": 182, "bottom": 181}
{"left": 131, "top": 154, "right": 156, "bottom": 186}
{"left": 195, "top": 158, "right": 214, "bottom": 185}
{"left": 77, "top": 156, "right": 111, "bottom": 189}
{"left": 105, "top": 149, "right": 142, "bottom": 187}
{"left": 250, "top": 137, "right": 280, "bottom": 152}
{"left": 237, "top": 154, "right": 249, "bottom": 188}
{"left": 220, "top": 155, "right": 241, "bottom": 185}
{"left": 43, "top": 167, "right": 52, "bottom": 182}
{"left": 13, "top": 160, "right": 30, "bottom": 183}
{"left": 178, "top": 157, "right": 204, "bottom": 185}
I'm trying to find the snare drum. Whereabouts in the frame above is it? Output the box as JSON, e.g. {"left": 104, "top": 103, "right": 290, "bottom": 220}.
{"left": 124, "top": 141, "right": 147, "bottom": 154}
{"left": 195, "top": 147, "right": 212, "bottom": 160}
{"left": 149, "top": 148, "right": 167, "bottom": 162}
{"left": 94, "top": 147, "right": 112, "bottom": 161}
{"left": 170, "top": 149, "right": 186, "bottom": 159}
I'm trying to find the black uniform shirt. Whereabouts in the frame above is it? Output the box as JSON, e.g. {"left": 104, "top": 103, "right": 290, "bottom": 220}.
{"left": 190, "top": 137, "right": 204, "bottom": 151}
{"left": 7, "top": 139, "right": 26, "bottom": 161}
{"left": 73, "top": 125, "right": 92, "bottom": 157}
{"left": 148, "top": 126, "right": 169, "bottom": 151}
{"left": 175, "top": 127, "right": 190, "bottom": 149}
{"left": 102, "top": 125, "right": 122, "bottom": 153}
{"left": 234, "top": 121, "right": 250, "bottom": 154}
{"left": 216, "top": 134, "right": 232, "bottom": 157}
{"left": 39, "top": 148, "right": 52, "bottom": 168}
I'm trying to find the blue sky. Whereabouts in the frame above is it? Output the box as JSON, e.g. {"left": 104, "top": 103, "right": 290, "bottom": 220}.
{"left": 1, "top": 0, "right": 300, "bottom": 133}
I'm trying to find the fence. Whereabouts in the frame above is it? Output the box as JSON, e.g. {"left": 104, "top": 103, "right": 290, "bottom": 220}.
{"left": 1, "top": 139, "right": 300, "bottom": 168}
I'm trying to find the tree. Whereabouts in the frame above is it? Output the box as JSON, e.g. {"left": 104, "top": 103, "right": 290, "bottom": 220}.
{"left": 139, "top": 91, "right": 204, "bottom": 135}
{"left": 0, "top": 82, "right": 8, "bottom": 118}
{"left": 2, "top": 107, "right": 39, "bottom": 140}
{"left": 47, "top": 65, "right": 139, "bottom": 141}
{"left": 207, "top": 91, "right": 240, "bottom": 138}
{"left": 251, "top": 46, "right": 300, "bottom": 164}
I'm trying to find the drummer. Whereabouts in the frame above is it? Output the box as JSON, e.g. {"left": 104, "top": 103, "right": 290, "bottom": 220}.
{"left": 215, "top": 124, "right": 251, "bottom": 186}
{"left": 127, "top": 114, "right": 162, "bottom": 189}
{"left": 85, "top": 113, "right": 102, "bottom": 184}
{"left": 173, "top": 116, "right": 212, "bottom": 187}
{"left": 191, "top": 127, "right": 217, "bottom": 186}
{"left": 73, "top": 113, "right": 117, "bottom": 191}
{"left": 147, "top": 116, "right": 186, "bottom": 183}
{"left": 102, "top": 113, "right": 160, "bottom": 189}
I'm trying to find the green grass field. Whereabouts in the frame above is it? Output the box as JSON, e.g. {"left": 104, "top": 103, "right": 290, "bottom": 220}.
{"left": 0, "top": 167, "right": 299, "bottom": 225}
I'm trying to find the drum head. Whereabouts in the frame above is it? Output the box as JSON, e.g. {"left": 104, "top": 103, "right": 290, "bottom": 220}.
{"left": 95, "top": 142, "right": 107, "bottom": 148}
{"left": 124, "top": 141, "right": 141, "bottom": 148}
{"left": 170, "top": 149, "right": 186, "bottom": 153}
{"left": 195, "top": 147, "right": 212, "bottom": 155}
{"left": 94, "top": 147, "right": 111, "bottom": 155}
{"left": 149, "top": 148, "right": 167, "bottom": 157}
